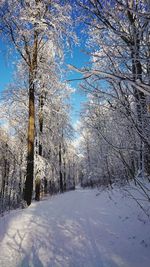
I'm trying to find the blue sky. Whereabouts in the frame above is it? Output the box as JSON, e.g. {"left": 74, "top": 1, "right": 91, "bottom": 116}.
{"left": 65, "top": 44, "right": 89, "bottom": 125}
{"left": 0, "top": 40, "right": 15, "bottom": 91}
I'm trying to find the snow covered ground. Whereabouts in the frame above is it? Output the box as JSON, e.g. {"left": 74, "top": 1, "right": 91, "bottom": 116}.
{"left": 0, "top": 186, "right": 150, "bottom": 267}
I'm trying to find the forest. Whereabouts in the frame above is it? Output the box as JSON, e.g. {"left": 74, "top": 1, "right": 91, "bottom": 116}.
{"left": 0, "top": 0, "right": 150, "bottom": 211}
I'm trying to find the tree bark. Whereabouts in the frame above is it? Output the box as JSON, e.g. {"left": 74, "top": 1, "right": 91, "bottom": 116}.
{"left": 24, "top": 30, "right": 38, "bottom": 206}
{"left": 39, "top": 93, "right": 44, "bottom": 156}
{"left": 24, "top": 74, "right": 35, "bottom": 206}
{"left": 59, "top": 143, "right": 63, "bottom": 193}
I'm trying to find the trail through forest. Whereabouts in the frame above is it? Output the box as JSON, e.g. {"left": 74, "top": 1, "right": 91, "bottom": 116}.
{"left": 0, "top": 187, "right": 150, "bottom": 267}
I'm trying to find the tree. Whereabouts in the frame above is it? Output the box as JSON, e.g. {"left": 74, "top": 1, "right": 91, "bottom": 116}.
{"left": 0, "top": 0, "right": 74, "bottom": 205}
{"left": 77, "top": 0, "right": 150, "bottom": 176}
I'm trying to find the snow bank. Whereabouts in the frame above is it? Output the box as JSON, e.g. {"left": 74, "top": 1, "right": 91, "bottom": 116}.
{"left": 0, "top": 185, "right": 150, "bottom": 267}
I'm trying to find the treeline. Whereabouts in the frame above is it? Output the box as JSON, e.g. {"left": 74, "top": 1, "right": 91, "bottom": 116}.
{"left": 77, "top": 0, "right": 150, "bottom": 190}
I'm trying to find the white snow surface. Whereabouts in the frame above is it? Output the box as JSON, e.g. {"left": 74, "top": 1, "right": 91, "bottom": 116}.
{"left": 0, "top": 186, "right": 150, "bottom": 267}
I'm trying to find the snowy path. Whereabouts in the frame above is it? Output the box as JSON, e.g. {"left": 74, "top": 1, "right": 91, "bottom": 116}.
{"left": 0, "top": 188, "right": 150, "bottom": 267}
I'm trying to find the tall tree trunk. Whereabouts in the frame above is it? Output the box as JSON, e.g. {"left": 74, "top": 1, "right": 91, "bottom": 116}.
{"left": 127, "top": 3, "right": 150, "bottom": 175}
{"left": 24, "top": 31, "right": 38, "bottom": 206}
{"left": 63, "top": 151, "right": 66, "bottom": 192}
{"left": 131, "top": 49, "right": 150, "bottom": 174}
{"left": 24, "top": 75, "right": 35, "bottom": 206}
{"left": 39, "top": 93, "right": 44, "bottom": 156}
{"left": 59, "top": 143, "right": 63, "bottom": 193}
